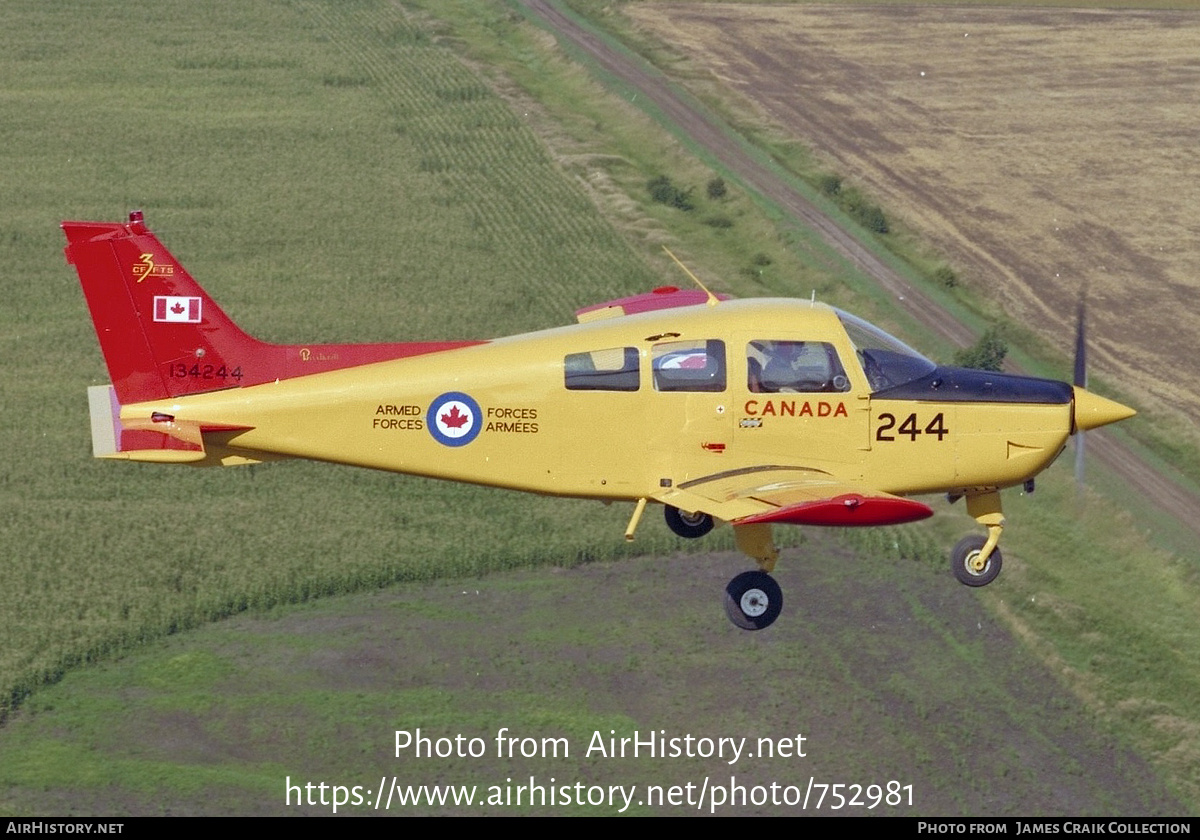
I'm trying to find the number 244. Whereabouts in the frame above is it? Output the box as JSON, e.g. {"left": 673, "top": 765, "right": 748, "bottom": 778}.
{"left": 876, "top": 412, "right": 949, "bottom": 442}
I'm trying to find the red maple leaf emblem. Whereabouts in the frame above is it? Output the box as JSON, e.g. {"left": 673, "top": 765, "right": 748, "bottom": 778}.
{"left": 440, "top": 404, "right": 470, "bottom": 429}
{"left": 170, "top": 302, "right": 185, "bottom": 315}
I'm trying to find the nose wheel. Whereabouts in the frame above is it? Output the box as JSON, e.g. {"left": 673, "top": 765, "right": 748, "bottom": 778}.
{"left": 723, "top": 570, "right": 782, "bottom": 630}
{"left": 951, "top": 535, "right": 1003, "bottom": 587}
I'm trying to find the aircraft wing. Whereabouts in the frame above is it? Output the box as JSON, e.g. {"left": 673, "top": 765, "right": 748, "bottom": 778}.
{"left": 654, "top": 466, "right": 933, "bottom": 527}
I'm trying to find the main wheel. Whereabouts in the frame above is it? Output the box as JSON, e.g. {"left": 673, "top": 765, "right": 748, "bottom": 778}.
{"left": 664, "top": 505, "right": 714, "bottom": 539}
{"left": 723, "top": 570, "right": 783, "bottom": 630}
{"left": 951, "top": 535, "right": 1003, "bottom": 587}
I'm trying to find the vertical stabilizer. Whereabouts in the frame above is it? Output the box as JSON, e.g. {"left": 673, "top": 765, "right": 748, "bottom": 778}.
{"left": 64, "top": 212, "right": 268, "bottom": 404}
{"left": 65, "top": 212, "right": 487, "bottom": 407}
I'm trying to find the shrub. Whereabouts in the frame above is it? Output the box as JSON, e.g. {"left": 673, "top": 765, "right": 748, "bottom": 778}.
{"left": 953, "top": 328, "right": 1008, "bottom": 371}
{"left": 856, "top": 204, "right": 889, "bottom": 234}
{"left": 819, "top": 175, "right": 888, "bottom": 233}
{"left": 647, "top": 175, "right": 694, "bottom": 211}
{"left": 706, "top": 177, "right": 727, "bottom": 200}
{"left": 934, "top": 266, "right": 958, "bottom": 288}
{"left": 817, "top": 174, "right": 842, "bottom": 196}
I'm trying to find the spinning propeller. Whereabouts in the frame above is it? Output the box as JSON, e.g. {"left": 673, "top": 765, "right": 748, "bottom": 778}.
{"left": 1074, "top": 294, "right": 1088, "bottom": 485}
{"left": 1070, "top": 291, "right": 1136, "bottom": 485}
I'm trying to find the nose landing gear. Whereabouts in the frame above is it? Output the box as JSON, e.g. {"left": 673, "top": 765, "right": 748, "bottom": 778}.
{"left": 952, "top": 491, "right": 1005, "bottom": 587}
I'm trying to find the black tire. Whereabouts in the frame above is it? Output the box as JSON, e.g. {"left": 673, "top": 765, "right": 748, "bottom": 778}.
{"left": 664, "top": 505, "right": 714, "bottom": 539}
{"left": 951, "top": 535, "right": 1003, "bottom": 587}
{"left": 723, "top": 570, "right": 783, "bottom": 630}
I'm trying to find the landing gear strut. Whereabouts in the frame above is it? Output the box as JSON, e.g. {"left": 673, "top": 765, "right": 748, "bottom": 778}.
{"left": 952, "top": 491, "right": 1006, "bottom": 587}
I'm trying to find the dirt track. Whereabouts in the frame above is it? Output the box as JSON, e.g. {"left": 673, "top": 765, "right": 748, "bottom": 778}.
{"left": 518, "top": 0, "right": 1200, "bottom": 544}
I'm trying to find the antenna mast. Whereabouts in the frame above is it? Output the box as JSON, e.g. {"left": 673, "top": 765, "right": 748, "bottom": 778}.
{"left": 662, "top": 247, "right": 720, "bottom": 307}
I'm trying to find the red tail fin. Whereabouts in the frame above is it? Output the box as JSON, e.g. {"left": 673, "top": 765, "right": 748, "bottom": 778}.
{"left": 64, "top": 212, "right": 482, "bottom": 405}
{"left": 63, "top": 212, "right": 268, "bottom": 404}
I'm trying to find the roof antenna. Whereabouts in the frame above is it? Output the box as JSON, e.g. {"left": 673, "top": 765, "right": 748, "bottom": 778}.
{"left": 663, "top": 246, "right": 720, "bottom": 307}
{"left": 810, "top": 289, "right": 816, "bottom": 307}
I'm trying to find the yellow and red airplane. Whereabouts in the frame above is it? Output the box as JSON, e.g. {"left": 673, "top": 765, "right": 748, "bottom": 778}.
{"left": 64, "top": 212, "right": 1135, "bottom": 630}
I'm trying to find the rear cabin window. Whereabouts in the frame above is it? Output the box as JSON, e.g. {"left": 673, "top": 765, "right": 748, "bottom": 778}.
{"left": 564, "top": 346, "right": 640, "bottom": 392}
{"left": 747, "top": 341, "right": 851, "bottom": 393}
{"left": 652, "top": 339, "right": 726, "bottom": 392}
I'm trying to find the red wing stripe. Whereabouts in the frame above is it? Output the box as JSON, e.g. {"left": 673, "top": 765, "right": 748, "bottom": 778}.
{"left": 738, "top": 494, "right": 933, "bottom": 527}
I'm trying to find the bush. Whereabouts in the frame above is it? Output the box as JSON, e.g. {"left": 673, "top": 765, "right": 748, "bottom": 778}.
{"left": 704, "top": 215, "right": 734, "bottom": 229}
{"left": 934, "top": 266, "right": 958, "bottom": 288}
{"left": 817, "top": 175, "right": 888, "bottom": 233}
{"left": 647, "top": 175, "right": 694, "bottom": 211}
{"left": 706, "top": 177, "right": 727, "bottom": 200}
{"left": 953, "top": 328, "right": 1008, "bottom": 371}
{"left": 817, "top": 174, "right": 842, "bottom": 196}
{"left": 856, "top": 204, "right": 889, "bottom": 234}
{"left": 839, "top": 186, "right": 887, "bottom": 233}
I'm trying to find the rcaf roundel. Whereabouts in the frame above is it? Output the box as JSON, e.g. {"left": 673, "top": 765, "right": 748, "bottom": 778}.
{"left": 427, "top": 392, "right": 482, "bottom": 447}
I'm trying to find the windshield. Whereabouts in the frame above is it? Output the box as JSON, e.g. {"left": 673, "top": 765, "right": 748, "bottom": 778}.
{"left": 836, "top": 309, "right": 937, "bottom": 392}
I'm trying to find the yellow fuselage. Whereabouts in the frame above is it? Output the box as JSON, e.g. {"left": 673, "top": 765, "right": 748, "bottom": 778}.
{"left": 124, "top": 300, "right": 1073, "bottom": 506}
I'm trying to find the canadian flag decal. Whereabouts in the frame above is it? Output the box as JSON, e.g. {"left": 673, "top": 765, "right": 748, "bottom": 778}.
{"left": 153, "top": 296, "right": 202, "bottom": 323}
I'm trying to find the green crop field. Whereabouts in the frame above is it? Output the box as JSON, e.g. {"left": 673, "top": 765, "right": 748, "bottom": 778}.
{"left": 1, "top": 0, "right": 1197, "bottom": 817}
{"left": 0, "top": 0, "right": 675, "bottom": 714}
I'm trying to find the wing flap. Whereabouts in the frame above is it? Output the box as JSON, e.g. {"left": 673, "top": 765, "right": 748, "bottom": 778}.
{"left": 654, "top": 465, "right": 933, "bottom": 527}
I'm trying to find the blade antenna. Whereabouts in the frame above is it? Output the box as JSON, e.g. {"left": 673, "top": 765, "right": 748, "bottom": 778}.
{"left": 663, "top": 246, "right": 720, "bottom": 307}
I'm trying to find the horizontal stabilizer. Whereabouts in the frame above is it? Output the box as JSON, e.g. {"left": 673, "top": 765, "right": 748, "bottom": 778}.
{"left": 87, "top": 384, "right": 206, "bottom": 463}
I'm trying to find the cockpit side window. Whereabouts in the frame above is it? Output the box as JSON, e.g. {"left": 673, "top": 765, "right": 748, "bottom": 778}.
{"left": 747, "top": 341, "right": 850, "bottom": 393}
{"left": 652, "top": 339, "right": 726, "bottom": 392}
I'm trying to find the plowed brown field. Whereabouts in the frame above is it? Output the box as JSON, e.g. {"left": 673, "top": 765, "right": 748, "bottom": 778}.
{"left": 627, "top": 3, "right": 1200, "bottom": 423}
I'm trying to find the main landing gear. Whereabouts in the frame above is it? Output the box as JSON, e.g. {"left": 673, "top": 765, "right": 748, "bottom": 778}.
{"left": 664, "top": 505, "right": 715, "bottom": 539}
{"left": 666, "top": 506, "right": 783, "bottom": 630}
{"left": 724, "top": 570, "right": 782, "bottom": 630}
{"left": 951, "top": 490, "right": 1005, "bottom": 588}
{"left": 661, "top": 511, "right": 792, "bottom": 630}
{"left": 667, "top": 507, "right": 782, "bottom": 630}
{"left": 668, "top": 489, "right": 1008, "bottom": 631}
{"left": 724, "top": 522, "right": 784, "bottom": 631}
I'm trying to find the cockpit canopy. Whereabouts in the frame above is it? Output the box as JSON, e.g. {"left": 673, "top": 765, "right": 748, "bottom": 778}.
{"left": 836, "top": 309, "right": 937, "bottom": 392}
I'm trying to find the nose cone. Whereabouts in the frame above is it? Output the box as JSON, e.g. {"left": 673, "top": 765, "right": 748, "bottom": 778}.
{"left": 1073, "top": 386, "right": 1136, "bottom": 432}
